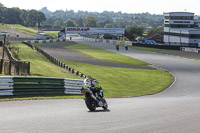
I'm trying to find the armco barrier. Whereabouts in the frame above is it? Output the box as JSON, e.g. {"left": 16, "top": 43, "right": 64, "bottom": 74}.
{"left": 181, "top": 47, "right": 200, "bottom": 53}
{"left": 80, "top": 36, "right": 132, "bottom": 45}
{"left": 0, "top": 76, "right": 83, "bottom": 96}
{"left": 24, "top": 38, "right": 67, "bottom": 44}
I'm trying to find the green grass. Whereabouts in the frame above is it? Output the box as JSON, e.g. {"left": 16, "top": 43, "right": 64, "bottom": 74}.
{"left": 65, "top": 44, "right": 148, "bottom": 66}
{"left": 60, "top": 59, "right": 173, "bottom": 97}
{"left": 0, "top": 24, "right": 38, "bottom": 35}
{"left": 0, "top": 95, "right": 83, "bottom": 101}
{"left": 0, "top": 24, "right": 59, "bottom": 37}
{"left": 10, "top": 41, "right": 82, "bottom": 79}
{"left": 130, "top": 45, "right": 163, "bottom": 51}
{"left": 0, "top": 23, "right": 12, "bottom": 29}
{"left": 0, "top": 41, "right": 173, "bottom": 100}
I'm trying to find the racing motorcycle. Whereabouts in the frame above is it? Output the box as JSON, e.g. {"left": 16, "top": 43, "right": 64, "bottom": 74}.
{"left": 81, "top": 85, "right": 108, "bottom": 111}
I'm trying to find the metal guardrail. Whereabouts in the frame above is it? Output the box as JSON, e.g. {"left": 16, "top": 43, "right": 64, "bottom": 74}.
{"left": 181, "top": 47, "right": 200, "bottom": 53}
{"left": 0, "top": 76, "right": 83, "bottom": 96}
{"left": 24, "top": 38, "right": 67, "bottom": 44}
{"left": 80, "top": 36, "right": 132, "bottom": 45}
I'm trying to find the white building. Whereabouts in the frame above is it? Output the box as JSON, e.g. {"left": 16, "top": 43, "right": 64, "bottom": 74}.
{"left": 164, "top": 12, "right": 200, "bottom": 47}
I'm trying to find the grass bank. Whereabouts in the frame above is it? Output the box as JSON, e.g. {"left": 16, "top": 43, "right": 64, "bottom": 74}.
{"left": 60, "top": 59, "right": 173, "bottom": 97}
{"left": 0, "top": 24, "right": 38, "bottom": 35}
{"left": 65, "top": 43, "right": 148, "bottom": 66}
{"left": 62, "top": 43, "right": 173, "bottom": 97}
{"left": 0, "top": 41, "right": 173, "bottom": 100}
{"left": 0, "top": 24, "right": 58, "bottom": 37}
{"left": 9, "top": 41, "right": 82, "bottom": 79}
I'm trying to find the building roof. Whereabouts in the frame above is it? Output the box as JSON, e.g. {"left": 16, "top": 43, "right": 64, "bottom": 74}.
{"left": 164, "top": 12, "right": 194, "bottom": 14}
{"left": 164, "top": 12, "right": 194, "bottom": 16}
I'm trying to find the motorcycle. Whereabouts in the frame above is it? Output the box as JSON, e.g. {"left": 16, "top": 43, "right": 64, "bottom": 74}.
{"left": 81, "top": 85, "right": 108, "bottom": 111}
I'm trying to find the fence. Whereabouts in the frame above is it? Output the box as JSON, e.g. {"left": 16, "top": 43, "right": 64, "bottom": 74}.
{"left": 1, "top": 59, "right": 30, "bottom": 75}
{"left": 0, "top": 44, "right": 30, "bottom": 75}
{"left": 0, "top": 76, "right": 83, "bottom": 96}
{"left": 2, "top": 43, "right": 15, "bottom": 61}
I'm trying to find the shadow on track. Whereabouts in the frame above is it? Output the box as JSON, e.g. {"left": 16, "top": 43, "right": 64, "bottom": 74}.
{"left": 88, "top": 109, "right": 110, "bottom": 113}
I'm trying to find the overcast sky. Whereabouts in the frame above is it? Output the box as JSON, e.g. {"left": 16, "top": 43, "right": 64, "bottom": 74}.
{"left": 1, "top": 0, "right": 200, "bottom": 15}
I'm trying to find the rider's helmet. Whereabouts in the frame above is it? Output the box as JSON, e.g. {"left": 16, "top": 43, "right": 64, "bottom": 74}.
{"left": 86, "top": 75, "right": 94, "bottom": 86}
{"left": 86, "top": 75, "right": 92, "bottom": 80}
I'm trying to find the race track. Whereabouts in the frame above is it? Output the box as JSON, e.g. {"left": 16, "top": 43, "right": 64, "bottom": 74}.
{"left": 1, "top": 37, "right": 200, "bottom": 133}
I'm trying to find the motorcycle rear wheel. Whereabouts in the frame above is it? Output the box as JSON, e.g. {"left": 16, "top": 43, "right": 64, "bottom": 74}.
{"left": 85, "top": 97, "right": 96, "bottom": 111}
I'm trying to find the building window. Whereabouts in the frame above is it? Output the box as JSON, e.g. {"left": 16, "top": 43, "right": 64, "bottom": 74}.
{"left": 189, "top": 34, "right": 200, "bottom": 39}
{"left": 174, "top": 21, "right": 184, "bottom": 23}
{"left": 169, "top": 16, "right": 193, "bottom": 20}
{"left": 164, "top": 32, "right": 200, "bottom": 39}
{"left": 165, "top": 16, "right": 170, "bottom": 19}
{"left": 164, "top": 24, "right": 170, "bottom": 27}
{"left": 167, "top": 24, "right": 194, "bottom": 28}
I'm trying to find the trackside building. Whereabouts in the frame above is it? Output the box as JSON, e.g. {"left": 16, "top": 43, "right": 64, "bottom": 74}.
{"left": 164, "top": 12, "right": 200, "bottom": 47}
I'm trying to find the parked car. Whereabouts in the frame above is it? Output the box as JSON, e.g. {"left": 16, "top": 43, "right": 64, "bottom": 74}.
{"left": 36, "top": 32, "right": 49, "bottom": 40}
{"left": 145, "top": 40, "right": 157, "bottom": 45}
{"left": 0, "top": 32, "right": 9, "bottom": 36}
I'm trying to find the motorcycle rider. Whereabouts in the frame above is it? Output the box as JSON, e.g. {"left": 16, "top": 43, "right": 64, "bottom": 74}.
{"left": 84, "top": 76, "right": 104, "bottom": 106}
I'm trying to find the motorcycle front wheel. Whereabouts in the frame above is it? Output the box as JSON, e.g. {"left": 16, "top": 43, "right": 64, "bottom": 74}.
{"left": 85, "top": 97, "right": 96, "bottom": 111}
{"left": 102, "top": 98, "right": 108, "bottom": 110}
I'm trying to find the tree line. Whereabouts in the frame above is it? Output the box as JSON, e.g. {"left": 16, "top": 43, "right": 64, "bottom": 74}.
{"left": 40, "top": 7, "right": 163, "bottom": 29}
{"left": 0, "top": 3, "right": 163, "bottom": 37}
{"left": 0, "top": 3, "right": 46, "bottom": 27}
{"left": 40, "top": 7, "right": 164, "bottom": 36}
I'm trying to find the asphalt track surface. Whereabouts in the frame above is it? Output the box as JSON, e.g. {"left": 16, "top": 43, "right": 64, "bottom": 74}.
{"left": 1, "top": 37, "right": 200, "bottom": 133}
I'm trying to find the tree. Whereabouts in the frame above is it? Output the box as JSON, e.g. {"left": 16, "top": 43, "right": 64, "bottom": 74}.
{"left": 53, "top": 19, "right": 63, "bottom": 29}
{"left": 104, "top": 23, "right": 112, "bottom": 28}
{"left": 36, "top": 11, "right": 46, "bottom": 28}
{"left": 26, "top": 10, "right": 38, "bottom": 27}
{"left": 0, "top": 4, "right": 6, "bottom": 23}
{"left": 147, "top": 26, "right": 164, "bottom": 36}
{"left": 0, "top": 3, "right": 4, "bottom": 7}
{"left": 99, "top": 19, "right": 113, "bottom": 27}
{"left": 75, "top": 17, "right": 83, "bottom": 27}
{"left": 64, "top": 19, "right": 76, "bottom": 27}
{"left": 83, "top": 16, "right": 98, "bottom": 27}
{"left": 126, "top": 26, "right": 144, "bottom": 37}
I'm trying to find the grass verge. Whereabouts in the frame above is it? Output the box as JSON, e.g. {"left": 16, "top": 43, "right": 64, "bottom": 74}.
{"left": 0, "top": 41, "right": 173, "bottom": 100}
{"left": 65, "top": 43, "right": 148, "bottom": 66}
{"left": 0, "top": 24, "right": 58, "bottom": 37}
{"left": 9, "top": 41, "right": 82, "bottom": 79}
{"left": 60, "top": 59, "right": 173, "bottom": 97}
